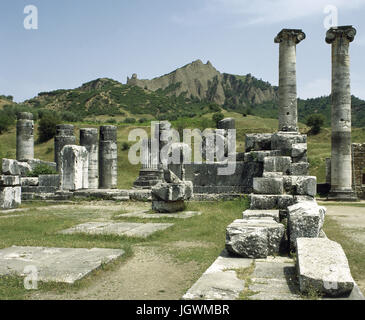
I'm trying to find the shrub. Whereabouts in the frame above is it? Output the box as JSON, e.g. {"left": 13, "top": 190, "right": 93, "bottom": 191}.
{"left": 61, "top": 111, "right": 79, "bottom": 122}
{"left": 124, "top": 117, "right": 136, "bottom": 124}
{"left": 38, "top": 113, "right": 61, "bottom": 143}
{"left": 306, "top": 114, "right": 325, "bottom": 135}
{"left": 0, "top": 110, "right": 15, "bottom": 134}
{"left": 107, "top": 118, "right": 117, "bottom": 124}
{"left": 138, "top": 118, "right": 148, "bottom": 123}
{"left": 212, "top": 112, "right": 224, "bottom": 127}
{"left": 26, "top": 164, "right": 57, "bottom": 177}
{"left": 121, "top": 142, "right": 131, "bottom": 151}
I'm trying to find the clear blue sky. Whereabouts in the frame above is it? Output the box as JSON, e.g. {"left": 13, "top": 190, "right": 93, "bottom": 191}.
{"left": 1, "top": 0, "right": 365, "bottom": 102}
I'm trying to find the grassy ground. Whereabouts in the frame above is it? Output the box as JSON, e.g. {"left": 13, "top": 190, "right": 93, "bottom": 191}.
{"left": 0, "top": 198, "right": 248, "bottom": 299}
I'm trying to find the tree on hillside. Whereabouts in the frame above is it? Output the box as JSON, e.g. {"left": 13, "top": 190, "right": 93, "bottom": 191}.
{"left": 38, "top": 113, "right": 61, "bottom": 143}
{"left": 212, "top": 112, "right": 224, "bottom": 127}
{"left": 306, "top": 114, "right": 325, "bottom": 135}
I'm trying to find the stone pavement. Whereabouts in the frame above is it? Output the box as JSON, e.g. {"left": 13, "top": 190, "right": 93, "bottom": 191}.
{"left": 60, "top": 221, "right": 174, "bottom": 238}
{"left": 116, "top": 210, "right": 201, "bottom": 219}
{"left": 0, "top": 246, "right": 124, "bottom": 284}
{"left": 183, "top": 250, "right": 364, "bottom": 300}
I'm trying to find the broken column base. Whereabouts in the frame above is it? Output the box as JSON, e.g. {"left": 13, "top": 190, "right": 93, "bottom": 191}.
{"left": 133, "top": 168, "right": 163, "bottom": 189}
{"left": 152, "top": 200, "right": 185, "bottom": 213}
{"left": 327, "top": 190, "right": 358, "bottom": 202}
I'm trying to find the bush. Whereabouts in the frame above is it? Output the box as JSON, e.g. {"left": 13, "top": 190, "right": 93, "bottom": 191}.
{"left": 0, "top": 110, "right": 15, "bottom": 134}
{"left": 138, "top": 118, "right": 148, "bottom": 123}
{"left": 107, "top": 118, "right": 117, "bottom": 124}
{"left": 26, "top": 164, "right": 57, "bottom": 177}
{"left": 121, "top": 142, "right": 131, "bottom": 151}
{"left": 61, "top": 111, "right": 79, "bottom": 122}
{"left": 38, "top": 113, "right": 61, "bottom": 143}
{"left": 124, "top": 117, "right": 136, "bottom": 124}
{"left": 212, "top": 112, "right": 224, "bottom": 127}
{"left": 306, "top": 114, "right": 325, "bottom": 135}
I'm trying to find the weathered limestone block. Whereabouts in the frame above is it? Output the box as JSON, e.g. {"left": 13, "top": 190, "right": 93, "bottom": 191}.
{"left": 1, "top": 159, "right": 31, "bottom": 176}
{"left": 60, "top": 145, "right": 89, "bottom": 191}
{"left": 54, "top": 124, "right": 76, "bottom": 171}
{"left": 152, "top": 200, "right": 185, "bottom": 213}
{"left": 24, "top": 159, "right": 57, "bottom": 172}
{"left": 277, "top": 195, "right": 295, "bottom": 209}
{"left": 263, "top": 156, "right": 291, "bottom": 174}
{"left": 262, "top": 172, "right": 283, "bottom": 178}
{"left": 291, "top": 143, "right": 307, "bottom": 162}
{"left": 283, "top": 176, "right": 317, "bottom": 196}
{"left": 38, "top": 175, "right": 60, "bottom": 187}
{"left": 217, "top": 118, "right": 235, "bottom": 130}
{"left": 245, "top": 134, "right": 273, "bottom": 152}
{"left": 242, "top": 209, "right": 280, "bottom": 222}
{"left": 271, "top": 132, "right": 307, "bottom": 156}
{"left": 152, "top": 181, "right": 193, "bottom": 202}
{"left": 289, "top": 162, "right": 309, "bottom": 176}
{"left": 20, "top": 177, "right": 39, "bottom": 186}
{"left": 288, "top": 201, "right": 326, "bottom": 249}
{"left": 296, "top": 238, "right": 355, "bottom": 297}
{"left": 0, "top": 175, "right": 20, "bottom": 186}
{"left": 244, "top": 150, "right": 280, "bottom": 162}
{"left": 80, "top": 128, "right": 99, "bottom": 189}
{"left": 253, "top": 177, "right": 284, "bottom": 195}
{"left": 250, "top": 194, "right": 294, "bottom": 210}
{"left": 225, "top": 218, "right": 285, "bottom": 258}
{"left": 0, "top": 186, "right": 21, "bottom": 209}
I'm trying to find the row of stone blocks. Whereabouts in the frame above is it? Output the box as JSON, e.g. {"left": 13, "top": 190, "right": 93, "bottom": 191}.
{"left": 225, "top": 198, "right": 355, "bottom": 297}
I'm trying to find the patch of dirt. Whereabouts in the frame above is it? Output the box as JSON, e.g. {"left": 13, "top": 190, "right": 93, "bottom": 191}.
{"left": 170, "top": 241, "right": 215, "bottom": 249}
{"left": 28, "top": 246, "right": 200, "bottom": 300}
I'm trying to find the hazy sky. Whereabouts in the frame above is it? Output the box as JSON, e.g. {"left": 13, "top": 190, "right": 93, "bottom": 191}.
{"left": 1, "top": 0, "right": 365, "bottom": 102}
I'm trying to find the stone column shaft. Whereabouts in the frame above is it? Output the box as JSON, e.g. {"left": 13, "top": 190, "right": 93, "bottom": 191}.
{"left": 326, "top": 26, "right": 357, "bottom": 200}
{"left": 54, "top": 124, "right": 76, "bottom": 172}
{"left": 99, "top": 125, "right": 118, "bottom": 189}
{"left": 16, "top": 112, "right": 34, "bottom": 161}
{"left": 275, "top": 29, "right": 306, "bottom": 132}
{"left": 80, "top": 128, "right": 99, "bottom": 189}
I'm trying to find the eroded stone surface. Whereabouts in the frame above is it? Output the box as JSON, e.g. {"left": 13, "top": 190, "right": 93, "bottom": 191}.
{"left": 296, "top": 238, "right": 355, "bottom": 297}
{"left": 60, "top": 221, "right": 174, "bottom": 238}
{"left": 0, "top": 246, "right": 124, "bottom": 284}
{"left": 183, "top": 250, "right": 252, "bottom": 300}
{"left": 225, "top": 219, "right": 284, "bottom": 258}
{"left": 288, "top": 201, "right": 326, "bottom": 249}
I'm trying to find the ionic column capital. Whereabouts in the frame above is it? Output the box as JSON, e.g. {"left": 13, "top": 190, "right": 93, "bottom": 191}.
{"left": 274, "top": 29, "right": 306, "bottom": 44}
{"left": 325, "top": 25, "right": 356, "bottom": 44}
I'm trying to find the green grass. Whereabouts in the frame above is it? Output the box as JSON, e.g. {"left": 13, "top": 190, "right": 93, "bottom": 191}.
{"left": 323, "top": 216, "right": 365, "bottom": 288}
{"left": 0, "top": 198, "right": 248, "bottom": 299}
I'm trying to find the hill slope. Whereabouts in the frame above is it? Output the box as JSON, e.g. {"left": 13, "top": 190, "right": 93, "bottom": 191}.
{"left": 4, "top": 59, "right": 363, "bottom": 127}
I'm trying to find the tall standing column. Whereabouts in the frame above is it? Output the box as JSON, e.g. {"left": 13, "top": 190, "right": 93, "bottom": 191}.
{"left": 326, "top": 26, "right": 357, "bottom": 201}
{"left": 16, "top": 112, "right": 34, "bottom": 161}
{"left": 80, "top": 128, "right": 99, "bottom": 189}
{"left": 274, "top": 29, "right": 306, "bottom": 132}
{"left": 54, "top": 124, "right": 76, "bottom": 171}
{"left": 99, "top": 125, "right": 118, "bottom": 189}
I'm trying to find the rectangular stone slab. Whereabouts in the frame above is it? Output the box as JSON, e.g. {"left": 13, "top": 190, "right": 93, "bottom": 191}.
{"left": 116, "top": 210, "right": 201, "bottom": 219}
{"left": 296, "top": 238, "right": 355, "bottom": 297}
{"left": 183, "top": 250, "right": 252, "bottom": 300}
{"left": 242, "top": 209, "right": 280, "bottom": 222}
{"left": 60, "top": 221, "right": 174, "bottom": 238}
{"left": 0, "top": 246, "right": 124, "bottom": 284}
